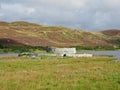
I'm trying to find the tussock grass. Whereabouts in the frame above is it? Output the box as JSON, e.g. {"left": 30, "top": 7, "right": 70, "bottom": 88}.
{"left": 0, "top": 56, "right": 120, "bottom": 90}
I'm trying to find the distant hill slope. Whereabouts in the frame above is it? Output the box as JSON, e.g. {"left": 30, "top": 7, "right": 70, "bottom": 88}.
{"left": 0, "top": 21, "right": 119, "bottom": 47}
{"left": 100, "top": 29, "right": 120, "bottom": 37}
{"left": 100, "top": 30, "right": 120, "bottom": 46}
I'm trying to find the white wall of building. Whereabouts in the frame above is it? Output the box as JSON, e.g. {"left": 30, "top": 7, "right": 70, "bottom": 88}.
{"left": 54, "top": 48, "right": 76, "bottom": 54}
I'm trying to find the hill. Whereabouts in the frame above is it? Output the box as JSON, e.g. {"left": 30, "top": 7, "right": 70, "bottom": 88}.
{"left": 100, "top": 30, "right": 120, "bottom": 46}
{"left": 100, "top": 29, "right": 120, "bottom": 37}
{"left": 0, "top": 21, "right": 119, "bottom": 47}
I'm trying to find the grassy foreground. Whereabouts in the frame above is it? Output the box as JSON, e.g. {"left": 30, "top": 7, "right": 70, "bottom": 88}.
{"left": 0, "top": 56, "right": 120, "bottom": 90}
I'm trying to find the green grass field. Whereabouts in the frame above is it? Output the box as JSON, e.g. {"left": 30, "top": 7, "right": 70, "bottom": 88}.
{"left": 0, "top": 56, "right": 120, "bottom": 90}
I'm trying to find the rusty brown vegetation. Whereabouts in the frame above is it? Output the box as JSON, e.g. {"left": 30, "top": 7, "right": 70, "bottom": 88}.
{"left": 0, "top": 21, "right": 120, "bottom": 47}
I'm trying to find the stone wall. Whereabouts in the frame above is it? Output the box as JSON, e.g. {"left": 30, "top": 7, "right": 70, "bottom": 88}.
{"left": 56, "top": 53, "right": 93, "bottom": 57}
{"left": 46, "top": 47, "right": 93, "bottom": 57}
{"left": 54, "top": 48, "right": 76, "bottom": 54}
{"left": 66, "top": 53, "right": 93, "bottom": 57}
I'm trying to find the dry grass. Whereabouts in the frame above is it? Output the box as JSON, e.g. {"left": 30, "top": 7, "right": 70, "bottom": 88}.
{"left": 0, "top": 56, "right": 120, "bottom": 90}
{"left": 0, "top": 21, "right": 115, "bottom": 47}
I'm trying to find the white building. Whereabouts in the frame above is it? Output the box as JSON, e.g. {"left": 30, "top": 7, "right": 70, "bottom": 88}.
{"left": 54, "top": 48, "right": 76, "bottom": 54}
{"left": 46, "top": 47, "right": 92, "bottom": 57}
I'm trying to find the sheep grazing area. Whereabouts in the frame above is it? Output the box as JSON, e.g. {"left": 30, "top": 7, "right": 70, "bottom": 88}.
{"left": 0, "top": 56, "right": 120, "bottom": 90}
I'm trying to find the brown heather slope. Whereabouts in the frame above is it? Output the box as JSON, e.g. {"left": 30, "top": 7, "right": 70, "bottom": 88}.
{"left": 0, "top": 21, "right": 119, "bottom": 47}
{"left": 99, "top": 30, "right": 120, "bottom": 46}
{"left": 100, "top": 29, "right": 120, "bottom": 38}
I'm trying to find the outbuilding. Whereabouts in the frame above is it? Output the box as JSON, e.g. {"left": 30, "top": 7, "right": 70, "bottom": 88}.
{"left": 46, "top": 47, "right": 92, "bottom": 57}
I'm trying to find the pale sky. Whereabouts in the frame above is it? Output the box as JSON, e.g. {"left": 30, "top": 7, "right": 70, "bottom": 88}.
{"left": 0, "top": 0, "right": 120, "bottom": 31}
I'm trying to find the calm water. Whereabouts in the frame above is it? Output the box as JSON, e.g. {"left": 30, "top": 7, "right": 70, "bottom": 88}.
{"left": 0, "top": 53, "right": 18, "bottom": 57}
{"left": 78, "top": 50, "right": 120, "bottom": 60}
{"left": 0, "top": 51, "right": 120, "bottom": 60}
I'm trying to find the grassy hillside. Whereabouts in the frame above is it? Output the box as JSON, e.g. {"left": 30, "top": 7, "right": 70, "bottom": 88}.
{"left": 0, "top": 21, "right": 119, "bottom": 47}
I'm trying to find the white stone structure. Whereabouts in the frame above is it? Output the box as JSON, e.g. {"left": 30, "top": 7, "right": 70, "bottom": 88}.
{"left": 66, "top": 53, "right": 93, "bottom": 57}
{"left": 53, "top": 48, "right": 93, "bottom": 57}
{"left": 46, "top": 47, "right": 93, "bottom": 57}
{"left": 54, "top": 48, "right": 76, "bottom": 54}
